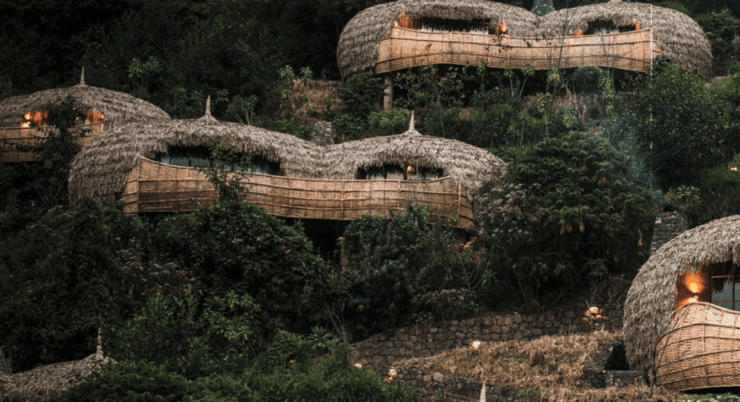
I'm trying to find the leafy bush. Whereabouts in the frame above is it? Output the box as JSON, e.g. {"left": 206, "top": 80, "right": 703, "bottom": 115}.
{"left": 627, "top": 61, "right": 730, "bottom": 188}
{"left": 697, "top": 10, "right": 740, "bottom": 75}
{"left": 477, "top": 132, "right": 655, "bottom": 302}
{"left": 683, "top": 154, "right": 740, "bottom": 226}
{"left": 332, "top": 73, "right": 385, "bottom": 140}
{"left": 106, "top": 291, "right": 259, "bottom": 379}
{"left": 337, "top": 204, "right": 487, "bottom": 337}
{"left": 65, "top": 360, "right": 189, "bottom": 402}
{"left": 367, "top": 108, "right": 410, "bottom": 135}
{"left": 0, "top": 200, "right": 145, "bottom": 372}
{"left": 153, "top": 199, "right": 329, "bottom": 333}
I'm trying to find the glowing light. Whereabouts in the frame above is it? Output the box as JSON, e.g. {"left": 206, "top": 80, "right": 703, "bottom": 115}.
{"left": 687, "top": 297, "right": 698, "bottom": 304}
{"left": 471, "top": 341, "right": 482, "bottom": 350}
{"left": 689, "top": 282, "right": 699, "bottom": 294}
{"left": 354, "top": 363, "right": 362, "bottom": 368}
{"left": 732, "top": 167, "right": 738, "bottom": 172}
{"left": 389, "top": 369, "right": 398, "bottom": 377}
{"left": 589, "top": 306, "right": 600, "bottom": 314}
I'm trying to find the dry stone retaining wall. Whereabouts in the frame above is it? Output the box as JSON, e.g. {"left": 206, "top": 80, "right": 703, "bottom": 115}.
{"left": 352, "top": 282, "right": 630, "bottom": 368}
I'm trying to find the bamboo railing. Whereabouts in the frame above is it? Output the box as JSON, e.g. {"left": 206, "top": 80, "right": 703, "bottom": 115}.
{"left": 121, "top": 157, "right": 476, "bottom": 229}
{"left": 656, "top": 301, "right": 740, "bottom": 391}
{"left": 375, "top": 27, "right": 663, "bottom": 74}
{"left": 0, "top": 121, "right": 107, "bottom": 163}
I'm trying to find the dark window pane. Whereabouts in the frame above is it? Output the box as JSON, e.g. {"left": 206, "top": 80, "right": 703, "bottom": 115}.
{"left": 712, "top": 276, "right": 733, "bottom": 301}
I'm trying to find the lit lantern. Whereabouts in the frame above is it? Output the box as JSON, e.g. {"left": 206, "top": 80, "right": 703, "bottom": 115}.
{"left": 471, "top": 340, "right": 482, "bottom": 350}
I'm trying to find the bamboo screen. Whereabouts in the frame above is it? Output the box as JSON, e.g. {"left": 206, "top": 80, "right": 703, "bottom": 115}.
{"left": 122, "top": 157, "right": 475, "bottom": 229}
{"left": 375, "top": 27, "right": 663, "bottom": 74}
{"left": 0, "top": 121, "right": 107, "bottom": 163}
{"left": 656, "top": 302, "right": 740, "bottom": 391}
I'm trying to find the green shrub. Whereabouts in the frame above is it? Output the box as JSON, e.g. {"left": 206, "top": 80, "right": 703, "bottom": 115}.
{"left": 337, "top": 204, "right": 486, "bottom": 337}
{"left": 0, "top": 200, "right": 146, "bottom": 372}
{"left": 627, "top": 61, "right": 730, "bottom": 188}
{"left": 65, "top": 360, "right": 189, "bottom": 402}
{"left": 477, "top": 132, "right": 655, "bottom": 302}
{"left": 332, "top": 73, "right": 385, "bottom": 140}
{"left": 697, "top": 10, "right": 740, "bottom": 75}
{"left": 106, "top": 291, "right": 259, "bottom": 379}
{"left": 153, "top": 199, "right": 329, "bottom": 333}
{"left": 367, "top": 108, "right": 410, "bottom": 135}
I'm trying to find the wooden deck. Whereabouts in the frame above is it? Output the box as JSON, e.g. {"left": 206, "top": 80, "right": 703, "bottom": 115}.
{"left": 375, "top": 27, "right": 662, "bottom": 74}
{"left": 121, "top": 157, "right": 476, "bottom": 230}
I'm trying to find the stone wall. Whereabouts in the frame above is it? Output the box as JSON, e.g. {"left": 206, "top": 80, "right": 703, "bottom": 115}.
{"left": 650, "top": 211, "right": 688, "bottom": 254}
{"left": 352, "top": 279, "right": 631, "bottom": 368}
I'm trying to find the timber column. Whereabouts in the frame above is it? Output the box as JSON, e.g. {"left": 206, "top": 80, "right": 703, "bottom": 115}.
{"left": 383, "top": 74, "right": 394, "bottom": 111}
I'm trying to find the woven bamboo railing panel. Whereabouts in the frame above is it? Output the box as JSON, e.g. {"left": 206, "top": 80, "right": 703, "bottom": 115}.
{"left": 0, "top": 121, "right": 107, "bottom": 163}
{"left": 656, "top": 301, "right": 740, "bottom": 391}
{"left": 375, "top": 27, "right": 663, "bottom": 74}
{"left": 122, "top": 157, "right": 475, "bottom": 229}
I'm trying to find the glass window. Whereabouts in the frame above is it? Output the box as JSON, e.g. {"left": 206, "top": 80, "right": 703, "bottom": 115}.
{"left": 710, "top": 263, "right": 740, "bottom": 311}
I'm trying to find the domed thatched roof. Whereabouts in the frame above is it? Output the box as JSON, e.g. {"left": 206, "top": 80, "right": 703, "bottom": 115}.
{"left": 68, "top": 105, "right": 323, "bottom": 205}
{"left": 322, "top": 119, "right": 507, "bottom": 197}
{"left": 0, "top": 71, "right": 170, "bottom": 127}
{"left": 337, "top": 0, "right": 538, "bottom": 80}
{"left": 0, "top": 353, "right": 112, "bottom": 402}
{"left": 537, "top": 0, "right": 712, "bottom": 77}
{"left": 623, "top": 215, "right": 740, "bottom": 374}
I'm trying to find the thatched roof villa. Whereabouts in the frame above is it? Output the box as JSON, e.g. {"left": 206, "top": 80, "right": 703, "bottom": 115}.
{"left": 337, "top": 0, "right": 712, "bottom": 89}
{"left": 337, "top": 0, "right": 538, "bottom": 80}
{"left": 623, "top": 215, "right": 740, "bottom": 391}
{"left": 538, "top": 0, "right": 712, "bottom": 78}
{"left": 69, "top": 106, "right": 505, "bottom": 230}
{"left": 0, "top": 70, "right": 170, "bottom": 162}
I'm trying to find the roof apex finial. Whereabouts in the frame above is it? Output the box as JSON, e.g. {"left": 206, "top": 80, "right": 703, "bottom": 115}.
{"left": 409, "top": 111, "right": 415, "bottom": 132}
{"left": 80, "top": 67, "right": 86, "bottom": 86}
{"left": 205, "top": 95, "right": 212, "bottom": 117}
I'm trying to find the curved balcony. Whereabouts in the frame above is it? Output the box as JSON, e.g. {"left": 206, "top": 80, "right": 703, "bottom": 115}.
{"left": 121, "top": 157, "right": 475, "bottom": 230}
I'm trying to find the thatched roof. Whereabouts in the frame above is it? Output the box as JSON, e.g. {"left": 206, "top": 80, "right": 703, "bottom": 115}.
{"left": 0, "top": 70, "right": 170, "bottom": 127}
{"left": 623, "top": 215, "right": 740, "bottom": 374}
{"left": 322, "top": 118, "right": 507, "bottom": 197}
{"left": 337, "top": 0, "right": 538, "bottom": 80}
{"left": 69, "top": 103, "right": 323, "bottom": 204}
{"left": 0, "top": 353, "right": 112, "bottom": 402}
{"left": 69, "top": 112, "right": 505, "bottom": 206}
{"left": 538, "top": 0, "right": 712, "bottom": 77}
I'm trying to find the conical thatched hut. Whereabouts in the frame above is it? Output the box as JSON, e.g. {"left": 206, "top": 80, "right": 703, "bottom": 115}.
{"left": 624, "top": 214, "right": 740, "bottom": 391}
{"left": 69, "top": 110, "right": 504, "bottom": 229}
{"left": 337, "top": 0, "right": 538, "bottom": 80}
{"left": 0, "top": 70, "right": 170, "bottom": 162}
{"left": 538, "top": 0, "right": 712, "bottom": 77}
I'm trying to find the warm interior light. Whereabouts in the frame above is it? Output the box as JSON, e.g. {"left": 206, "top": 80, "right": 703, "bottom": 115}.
{"left": 687, "top": 296, "right": 698, "bottom": 304}
{"left": 85, "top": 109, "right": 104, "bottom": 124}
{"left": 389, "top": 369, "right": 398, "bottom": 376}
{"left": 471, "top": 341, "right": 481, "bottom": 350}
{"left": 689, "top": 282, "right": 699, "bottom": 294}
{"left": 20, "top": 110, "right": 48, "bottom": 128}
{"left": 354, "top": 363, "right": 362, "bottom": 368}
{"left": 589, "top": 306, "right": 600, "bottom": 314}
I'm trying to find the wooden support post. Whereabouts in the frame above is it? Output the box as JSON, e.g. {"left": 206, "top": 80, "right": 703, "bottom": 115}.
{"left": 383, "top": 74, "right": 394, "bottom": 111}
